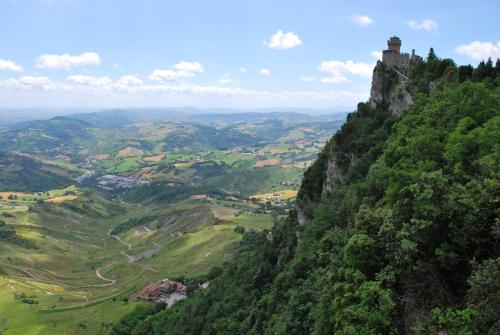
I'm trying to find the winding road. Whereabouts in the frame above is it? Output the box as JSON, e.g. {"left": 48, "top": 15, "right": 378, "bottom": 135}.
{"left": 0, "top": 261, "right": 116, "bottom": 288}
{"left": 107, "top": 228, "right": 135, "bottom": 262}
{"left": 3, "top": 226, "right": 155, "bottom": 289}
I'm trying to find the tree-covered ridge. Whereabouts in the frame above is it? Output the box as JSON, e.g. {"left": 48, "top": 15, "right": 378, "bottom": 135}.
{"left": 111, "top": 53, "right": 499, "bottom": 334}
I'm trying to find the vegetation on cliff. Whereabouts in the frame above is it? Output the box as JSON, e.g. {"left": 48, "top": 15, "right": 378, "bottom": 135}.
{"left": 112, "top": 52, "right": 500, "bottom": 334}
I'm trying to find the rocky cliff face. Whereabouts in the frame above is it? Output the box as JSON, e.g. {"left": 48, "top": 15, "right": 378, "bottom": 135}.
{"left": 297, "top": 60, "right": 414, "bottom": 225}
{"left": 322, "top": 148, "right": 343, "bottom": 195}
{"left": 369, "top": 61, "right": 413, "bottom": 116}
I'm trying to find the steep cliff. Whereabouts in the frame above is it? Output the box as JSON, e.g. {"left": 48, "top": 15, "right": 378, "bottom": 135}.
{"left": 296, "top": 60, "right": 412, "bottom": 225}
{"left": 370, "top": 61, "right": 413, "bottom": 116}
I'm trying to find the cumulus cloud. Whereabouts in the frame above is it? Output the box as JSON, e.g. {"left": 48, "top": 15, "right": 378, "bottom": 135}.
{"left": 407, "top": 19, "right": 438, "bottom": 31}
{"left": 455, "top": 41, "right": 500, "bottom": 60}
{"left": 218, "top": 73, "right": 238, "bottom": 85}
{"left": 370, "top": 50, "right": 382, "bottom": 60}
{"left": 352, "top": 15, "right": 374, "bottom": 27}
{"left": 320, "top": 76, "right": 348, "bottom": 84}
{"left": 173, "top": 61, "right": 204, "bottom": 73}
{"left": 300, "top": 76, "right": 316, "bottom": 82}
{"left": 264, "top": 30, "right": 303, "bottom": 49}
{"left": 0, "top": 76, "right": 55, "bottom": 91}
{"left": 319, "top": 60, "right": 373, "bottom": 84}
{"left": 67, "top": 75, "right": 112, "bottom": 87}
{"left": 150, "top": 69, "right": 193, "bottom": 82}
{"left": 116, "top": 75, "right": 143, "bottom": 87}
{"left": 0, "top": 59, "right": 23, "bottom": 72}
{"left": 260, "top": 68, "right": 271, "bottom": 76}
{"left": 150, "top": 61, "right": 204, "bottom": 82}
{"left": 239, "top": 67, "right": 247, "bottom": 73}
{"left": 36, "top": 52, "right": 101, "bottom": 70}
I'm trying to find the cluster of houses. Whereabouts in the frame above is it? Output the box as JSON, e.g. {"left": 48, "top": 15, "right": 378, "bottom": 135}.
{"left": 97, "top": 174, "right": 150, "bottom": 190}
{"left": 137, "top": 278, "right": 210, "bottom": 308}
{"left": 137, "top": 279, "right": 187, "bottom": 307}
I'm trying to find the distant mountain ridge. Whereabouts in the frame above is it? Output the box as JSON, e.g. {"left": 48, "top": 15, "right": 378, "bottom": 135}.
{"left": 0, "top": 107, "right": 348, "bottom": 126}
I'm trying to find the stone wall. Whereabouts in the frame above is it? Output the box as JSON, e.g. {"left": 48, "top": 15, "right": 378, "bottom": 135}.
{"left": 382, "top": 50, "right": 410, "bottom": 71}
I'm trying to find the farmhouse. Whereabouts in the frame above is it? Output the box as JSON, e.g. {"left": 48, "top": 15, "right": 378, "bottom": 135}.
{"left": 137, "top": 279, "right": 187, "bottom": 307}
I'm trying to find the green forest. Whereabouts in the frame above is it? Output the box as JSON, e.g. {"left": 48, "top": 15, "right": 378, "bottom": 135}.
{"left": 111, "top": 53, "right": 500, "bottom": 334}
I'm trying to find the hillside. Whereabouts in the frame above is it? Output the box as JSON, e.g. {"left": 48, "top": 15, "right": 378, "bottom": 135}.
{"left": 111, "top": 53, "right": 500, "bottom": 333}
{"left": 0, "top": 152, "right": 73, "bottom": 192}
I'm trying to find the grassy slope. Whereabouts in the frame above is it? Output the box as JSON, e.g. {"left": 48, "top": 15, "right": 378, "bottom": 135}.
{"left": 0, "top": 191, "right": 272, "bottom": 335}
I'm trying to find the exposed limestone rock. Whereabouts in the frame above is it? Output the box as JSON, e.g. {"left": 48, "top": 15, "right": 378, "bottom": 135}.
{"left": 322, "top": 153, "right": 343, "bottom": 195}
{"left": 295, "top": 202, "right": 312, "bottom": 226}
{"left": 369, "top": 61, "right": 413, "bottom": 116}
{"left": 369, "top": 62, "right": 388, "bottom": 109}
{"left": 388, "top": 83, "right": 413, "bottom": 117}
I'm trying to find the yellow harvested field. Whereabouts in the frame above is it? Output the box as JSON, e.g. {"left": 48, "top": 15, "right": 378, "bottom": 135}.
{"left": 0, "top": 191, "right": 35, "bottom": 198}
{"left": 174, "top": 162, "right": 191, "bottom": 168}
{"left": 255, "top": 158, "right": 281, "bottom": 167}
{"left": 116, "top": 147, "right": 144, "bottom": 158}
{"left": 143, "top": 153, "right": 165, "bottom": 162}
{"left": 250, "top": 189, "right": 298, "bottom": 202}
{"left": 191, "top": 194, "right": 208, "bottom": 199}
{"left": 45, "top": 195, "right": 78, "bottom": 203}
{"left": 94, "top": 153, "right": 110, "bottom": 160}
{"left": 293, "top": 160, "right": 314, "bottom": 169}
{"left": 138, "top": 166, "right": 159, "bottom": 179}
{"left": 257, "top": 148, "right": 288, "bottom": 155}
{"left": 0, "top": 186, "right": 78, "bottom": 204}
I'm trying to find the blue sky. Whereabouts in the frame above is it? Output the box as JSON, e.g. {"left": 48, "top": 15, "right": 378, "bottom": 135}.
{"left": 0, "top": 0, "right": 499, "bottom": 110}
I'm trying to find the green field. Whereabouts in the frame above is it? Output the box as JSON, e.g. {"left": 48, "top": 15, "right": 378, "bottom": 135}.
{"left": 0, "top": 190, "right": 272, "bottom": 335}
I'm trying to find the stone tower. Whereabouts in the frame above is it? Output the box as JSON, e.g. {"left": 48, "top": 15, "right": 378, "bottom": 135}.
{"left": 387, "top": 36, "right": 401, "bottom": 52}
{"left": 382, "top": 36, "right": 410, "bottom": 71}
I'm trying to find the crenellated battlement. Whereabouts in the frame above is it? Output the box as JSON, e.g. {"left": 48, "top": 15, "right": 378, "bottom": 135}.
{"left": 381, "top": 36, "right": 419, "bottom": 73}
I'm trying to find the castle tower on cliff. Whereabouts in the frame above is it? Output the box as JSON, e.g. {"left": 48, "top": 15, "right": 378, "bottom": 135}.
{"left": 381, "top": 36, "right": 418, "bottom": 72}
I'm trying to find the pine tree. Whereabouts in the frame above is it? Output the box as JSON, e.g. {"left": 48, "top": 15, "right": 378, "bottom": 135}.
{"left": 458, "top": 65, "right": 473, "bottom": 82}
{"left": 427, "top": 47, "right": 437, "bottom": 61}
{"left": 485, "top": 58, "right": 495, "bottom": 78}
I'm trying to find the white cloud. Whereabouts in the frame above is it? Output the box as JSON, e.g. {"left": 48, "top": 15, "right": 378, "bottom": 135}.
{"left": 173, "top": 61, "right": 204, "bottom": 73}
{"left": 455, "top": 41, "right": 500, "bottom": 61}
{"left": 67, "top": 75, "right": 112, "bottom": 87}
{"left": 149, "top": 69, "right": 194, "bottom": 82}
{"left": 36, "top": 52, "right": 101, "bottom": 70}
{"left": 352, "top": 15, "right": 374, "bottom": 27}
{"left": 260, "top": 68, "right": 271, "bottom": 75}
{"left": 239, "top": 67, "right": 247, "bottom": 73}
{"left": 370, "top": 50, "right": 382, "bottom": 60}
{"left": 300, "top": 76, "right": 316, "bottom": 82}
{"left": 0, "top": 76, "right": 55, "bottom": 91}
{"left": 218, "top": 73, "right": 238, "bottom": 85}
{"left": 0, "top": 59, "right": 23, "bottom": 72}
{"left": 150, "top": 61, "right": 204, "bottom": 82}
{"left": 320, "top": 76, "right": 348, "bottom": 84}
{"left": 407, "top": 19, "right": 438, "bottom": 31}
{"left": 116, "top": 75, "right": 143, "bottom": 87}
{"left": 319, "top": 60, "right": 373, "bottom": 84}
{"left": 264, "top": 30, "right": 303, "bottom": 49}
